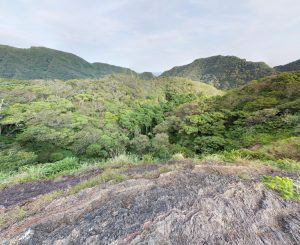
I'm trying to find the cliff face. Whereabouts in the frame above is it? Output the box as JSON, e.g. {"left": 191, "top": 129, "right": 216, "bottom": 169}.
{"left": 1, "top": 162, "right": 300, "bottom": 245}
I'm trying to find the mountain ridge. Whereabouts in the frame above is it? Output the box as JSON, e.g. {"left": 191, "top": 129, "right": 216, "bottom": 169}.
{"left": 1, "top": 44, "right": 299, "bottom": 87}
{"left": 0, "top": 45, "right": 153, "bottom": 80}
{"left": 274, "top": 59, "right": 300, "bottom": 72}
{"left": 160, "top": 55, "right": 276, "bottom": 89}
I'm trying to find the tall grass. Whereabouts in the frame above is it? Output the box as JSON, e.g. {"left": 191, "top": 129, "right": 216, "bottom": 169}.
{"left": 69, "top": 168, "right": 125, "bottom": 194}
{"left": 0, "top": 157, "right": 80, "bottom": 189}
{"left": 200, "top": 149, "right": 300, "bottom": 172}
{"left": 0, "top": 153, "right": 150, "bottom": 189}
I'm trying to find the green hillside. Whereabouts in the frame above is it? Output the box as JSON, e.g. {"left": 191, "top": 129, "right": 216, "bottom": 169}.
{"left": 161, "top": 55, "right": 276, "bottom": 89}
{"left": 0, "top": 75, "right": 221, "bottom": 171}
{"left": 274, "top": 59, "right": 300, "bottom": 72}
{"left": 0, "top": 72, "right": 299, "bottom": 175}
{"left": 0, "top": 45, "right": 146, "bottom": 80}
{"left": 163, "top": 71, "right": 300, "bottom": 159}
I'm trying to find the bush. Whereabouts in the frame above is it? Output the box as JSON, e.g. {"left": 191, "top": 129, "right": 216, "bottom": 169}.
{"left": 262, "top": 176, "right": 300, "bottom": 201}
{"left": 49, "top": 152, "right": 65, "bottom": 162}
{"left": 42, "top": 157, "right": 80, "bottom": 177}
{"left": 152, "top": 133, "right": 171, "bottom": 159}
{"left": 171, "top": 153, "right": 185, "bottom": 161}
{"left": 0, "top": 149, "right": 37, "bottom": 172}
{"left": 142, "top": 154, "right": 154, "bottom": 163}
{"left": 194, "top": 136, "right": 226, "bottom": 154}
{"left": 237, "top": 149, "right": 273, "bottom": 161}
{"left": 106, "top": 153, "right": 140, "bottom": 166}
{"left": 130, "top": 134, "right": 150, "bottom": 155}
{"left": 86, "top": 144, "right": 102, "bottom": 157}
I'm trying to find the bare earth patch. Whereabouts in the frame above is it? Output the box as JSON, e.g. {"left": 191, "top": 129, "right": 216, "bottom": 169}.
{"left": 0, "top": 169, "right": 102, "bottom": 208}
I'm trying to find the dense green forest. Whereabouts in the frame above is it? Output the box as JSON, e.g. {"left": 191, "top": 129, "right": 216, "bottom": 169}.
{"left": 0, "top": 45, "right": 282, "bottom": 88}
{"left": 161, "top": 55, "right": 276, "bottom": 89}
{"left": 274, "top": 59, "right": 300, "bottom": 72}
{"left": 0, "top": 72, "right": 299, "bottom": 175}
{"left": 0, "top": 75, "right": 221, "bottom": 171}
{"left": 0, "top": 45, "right": 153, "bottom": 80}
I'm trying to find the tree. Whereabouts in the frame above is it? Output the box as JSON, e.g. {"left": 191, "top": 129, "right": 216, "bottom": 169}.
{"left": 152, "top": 133, "right": 170, "bottom": 159}
{"left": 130, "top": 134, "right": 150, "bottom": 155}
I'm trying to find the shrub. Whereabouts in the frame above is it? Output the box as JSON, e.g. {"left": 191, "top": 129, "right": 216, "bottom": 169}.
{"left": 42, "top": 157, "right": 80, "bottom": 177}
{"left": 194, "top": 136, "right": 226, "bottom": 154}
{"left": 86, "top": 144, "right": 102, "bottom": 157}
{"left": 152, "top": 133, "right": 171, "bottom": 159}
{"left": 130, "top": 134, "right": 150, "bottom": 155}
{"left": 0, "top": 149, "right": 37, "bottom": 172}
{"left": 49, "top": 152, "right": 65, "bottom": 162}
{"left": 106, "top": 153, "right": 140, "bottom": 166}
{"left": 269, "top": 159, "right": 300, "bottom": 172}
{"left": 262, "top": 176, "right": 300, "bottom": 201}
{"left": 142, "top": 154, "right": 154, "bottom": 163}
{"left": 171, "top": 153, "right": 185, "bottom": 161}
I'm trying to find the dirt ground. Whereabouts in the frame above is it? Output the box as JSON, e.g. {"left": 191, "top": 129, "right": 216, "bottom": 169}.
{"left": 0, "top": 169, "right": 102, "bottom": 208}
{"left": 0, "top": 161, "right": 299, "bottom": 245}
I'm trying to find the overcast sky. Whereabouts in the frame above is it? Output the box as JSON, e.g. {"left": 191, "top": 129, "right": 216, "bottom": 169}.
{"left": 0, "top": 0, "right": 299, "bottom": 72}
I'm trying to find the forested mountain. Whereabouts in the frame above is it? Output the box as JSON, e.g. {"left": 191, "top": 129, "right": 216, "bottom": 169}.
{"left": 274, "top": 59, "right": 300, "bottom": 72}
{"left": 0, "top": 75, "right": 221, "bottom": 169}
{"left": 0, "top": 45, "right": 152, "bottom": 80}
{"left": 160, "top": 55, "right": 276, "bottom": 89}
{"left": 1, "top": 71, "right": 299, "bottom": 242}
{"left": 0, "top": 71, "right": 299, "bottom": 173}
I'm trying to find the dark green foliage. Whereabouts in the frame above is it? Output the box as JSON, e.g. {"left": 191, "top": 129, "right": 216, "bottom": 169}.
{"left": 86, "top": 144, "right": 102, "bottom": 158}
{"left": 130, "top": 135, "right": 151, "bottom": 155}
{"left": 0, "top": 71, "right": 299, "bottom": 173}
{"left": 194, "top": 136, "right": 226, "bottom": 154}
{"left": 0, "top": 45, "right": 153, "bottom": 80}
{"left": 0, "top": 74, "right": 219, "bottom": 172}
{"left": 42, "top": 157, "right": 80, "bottom": 177}
{"left": 0, "top": 148, "right": 37, "bottom": 171}
{"left": 162, "top": 72, "right": 300, "bottom": 157}
{"left": 119, "top": 103, "right": 164, "bottom": 135}
{"left": 152, "top": 133, "right": 171, "bottom": 159}
{"left": 49, "top": 152, "right": 65, "bottom": 162}
{"left": 274, "top": 59, "right": 300, "bottom": 72}
{"left": 161, "top": 55, "right": 276, "bottom": 89}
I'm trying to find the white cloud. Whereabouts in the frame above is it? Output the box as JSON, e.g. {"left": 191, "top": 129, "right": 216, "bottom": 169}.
{"left": 0, "top": 0, "right": 299, "bottom": 72}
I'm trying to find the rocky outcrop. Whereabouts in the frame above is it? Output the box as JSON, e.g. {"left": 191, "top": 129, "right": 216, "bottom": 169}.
{"left": 2, "top": 166, "right": 300, "bottom": 244}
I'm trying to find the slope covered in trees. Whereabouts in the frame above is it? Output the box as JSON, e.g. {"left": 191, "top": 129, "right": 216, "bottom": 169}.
{"left": 0, "top": 75, "right": 222, "bottom": 171}
{"left": 0, "top": 72, "right": 299, "bottom": 174}
{"left": 163, "top": 72, "right": 300, "bottom": 159}
{"left": 0, "top": 45, "right": 153, "bottom": 80}
{"left": 274, "top": 59, "right": 300, "bottom": 72}
{"left": 161, "top": 55, "right": 276, "bottom": 89}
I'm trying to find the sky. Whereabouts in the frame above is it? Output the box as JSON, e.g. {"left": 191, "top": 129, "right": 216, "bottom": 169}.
{"left": 0, "top": 0, "right": 299, "bottom": 73}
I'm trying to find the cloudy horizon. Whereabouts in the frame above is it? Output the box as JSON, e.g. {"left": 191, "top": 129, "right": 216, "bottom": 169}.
{"left": 0, "top": 0, "right": 299, "bottom": 72}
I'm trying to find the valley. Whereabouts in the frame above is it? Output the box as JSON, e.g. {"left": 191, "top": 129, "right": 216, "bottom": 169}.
{"left": 0, "top": 46, "right": 299, "bottom": 244}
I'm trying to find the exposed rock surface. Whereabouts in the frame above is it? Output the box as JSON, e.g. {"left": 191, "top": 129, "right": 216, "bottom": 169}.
{"left": 1, "top": 166, "right": 300, "bottom": 244}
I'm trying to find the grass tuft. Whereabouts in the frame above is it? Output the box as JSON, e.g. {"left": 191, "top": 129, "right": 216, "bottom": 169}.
{"left": 69, "top": 168, "right": 126, "bottom": 194}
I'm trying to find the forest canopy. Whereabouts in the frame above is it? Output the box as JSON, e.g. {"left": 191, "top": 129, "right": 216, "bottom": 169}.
{"left": 0, "top": 72, "right": 299, "bottom": 173}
